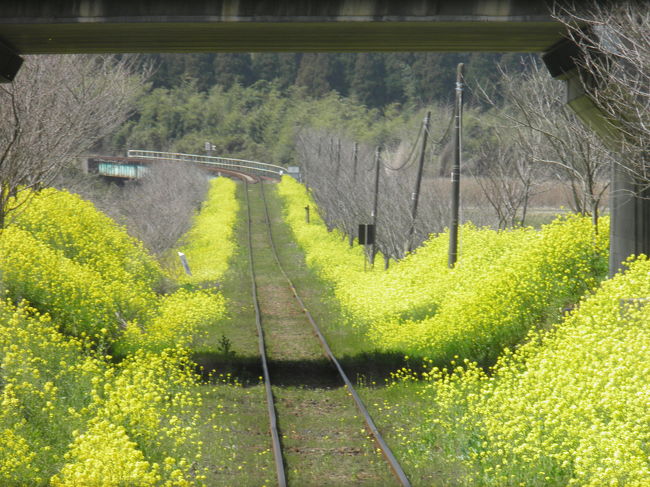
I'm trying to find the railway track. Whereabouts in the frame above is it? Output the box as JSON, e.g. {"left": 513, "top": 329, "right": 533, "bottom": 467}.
{"left": 242, "top": 179, "right": 411, "bottom": 487}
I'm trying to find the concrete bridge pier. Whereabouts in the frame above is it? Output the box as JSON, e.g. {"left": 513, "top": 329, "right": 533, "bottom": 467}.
{"left": 543, "top": 37, "right": 650, "bottom": 276}
{"left": 609, "top": 161, "right": 650, "bottom": 275}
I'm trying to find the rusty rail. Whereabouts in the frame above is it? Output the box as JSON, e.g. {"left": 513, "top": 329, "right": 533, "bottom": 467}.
{"left": 243, "top": 178, "right": 287, "bottom": 487}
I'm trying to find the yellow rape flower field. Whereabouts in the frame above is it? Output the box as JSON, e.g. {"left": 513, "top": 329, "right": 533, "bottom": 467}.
{"left": 277, "top": 176, "right": 650, "bottom": 485}
{"left": 277, "top": 176, "right": 608, "bottom": 366}
{"left": 0, "top": 178, "right": 241, "bottom": 485}
{"left": 4, "top": 172, "right": 650, "bottom": 485}
{"left": 173, "top": 177, "right": 239, "bottom": 285}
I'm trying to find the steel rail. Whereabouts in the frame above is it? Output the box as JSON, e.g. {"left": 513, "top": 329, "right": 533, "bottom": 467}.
{"left": 256, "top": 181, "right": 412, "bottom": 487}
{"left": 127, "top": 149, "right": 286, "bottom": 177}
{"left": 243, "top": 179, "right": 287, "bottom": 487}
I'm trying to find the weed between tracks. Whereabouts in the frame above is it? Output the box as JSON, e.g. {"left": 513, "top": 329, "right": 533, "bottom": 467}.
{"left": 193, "top": 379, "right": 274, "bottom": 487}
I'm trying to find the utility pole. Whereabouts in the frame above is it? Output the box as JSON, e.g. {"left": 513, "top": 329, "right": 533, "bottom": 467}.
{"left": 370, "top": 146, "right": 382, "bottom": 266}
{"left": 406, "top": 111, "right": 431, "bottom": 253}
{"left": 352, "top": 142, "right": 359, "bottom": 181}
{"left": 337, "top": 138, "right": 341, "bottom": 166}
{"left": 448, "top": 63, "right": 464, "bottom": 268}
{"left": 334, "top": 138, "right": 342, "bottom": 179}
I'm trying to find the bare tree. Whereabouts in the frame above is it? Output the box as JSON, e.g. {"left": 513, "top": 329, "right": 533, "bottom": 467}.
{"left": 483, "top": 60, "right": 613, "bottom": 229}
{"left": 0, "top": 55, "right": 145, "bottom": 227}
{"left": 553, "top": 1, "right": 650, "bottom": 184}
{"left": 296, "top": 108, "right": 457, "bottom": 263}
{"left": 472, "top": 130, "right": 543, "bottom": 229}
{"left": 95, "top": 162, "right": 210, "bottom": 255}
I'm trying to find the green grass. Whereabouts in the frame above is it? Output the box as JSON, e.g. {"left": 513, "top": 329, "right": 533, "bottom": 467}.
{"left": 250, "top": 182, "right": 398, "bottom": 485}
{"left": 187, "top": 183, "right": 273, "bottom": 486}
{"left": 358, "top": 380, "right": 467, "bottom": 486}
{"left": 192, "top": 380, "right": 274, "bottom": 487}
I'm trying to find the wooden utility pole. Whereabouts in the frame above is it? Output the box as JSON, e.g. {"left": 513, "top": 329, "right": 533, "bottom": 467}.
{"left": 352, "top": 142, "right": 359, "bottom": 180}
{"left": 334, "top": 138, "right": 341, "bottom": 179}
{"left": 448, "top": 63, "right": 464, "bottom": 268}
{"left": 370, "top": 146, "right": 382, "bottom": 265}
{"left": 406, "top": 111, "right": 431, "bottom": 253}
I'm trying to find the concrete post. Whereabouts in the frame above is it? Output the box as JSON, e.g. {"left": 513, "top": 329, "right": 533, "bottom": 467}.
{"left": 370, "top": 147, "right": 382, "bottom": 266}
{"left": 610, "top": 162, "right": 650, "bottom": 274}
{"left": 448, "top": 64, "right": 464, "bottom": 268}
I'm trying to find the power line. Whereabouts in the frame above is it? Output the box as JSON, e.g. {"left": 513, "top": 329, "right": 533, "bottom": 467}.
{"left": 383, "top": 120, "right": 424, "bottom": 172}
{"left": 426, "top": 109, "right": 455, "bottom": 148}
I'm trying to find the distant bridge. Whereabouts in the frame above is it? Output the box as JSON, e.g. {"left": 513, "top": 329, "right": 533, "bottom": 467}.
{"left": 86, "top": 150, "right": 287, "bottom": 183}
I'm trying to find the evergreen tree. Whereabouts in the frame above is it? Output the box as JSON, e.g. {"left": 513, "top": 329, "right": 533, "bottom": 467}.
{"left": 134, "top": 52, "right": 540, "bottom": 109}
{"left": 276, "top": 53, "right": 302, "bottom": 89}
{"left": 350, "top": 53, "right": 388, "bottom": 108}
{"left": 407, "top": 53, "right": 469, "bottom": 105}
{"left": 294, "top": 54, "right": 335, "bottom": 97}
{"left": 212, "top": 54, "right": 253, "bottom": 88}
{"left": 251, "top": 53, "right": 281, "bottom": 82}
{"left": 383, "top": 53, "right": 411, "bottom": 106}
{"left": 182, "top": 54, "right": 217, "bottom": 91}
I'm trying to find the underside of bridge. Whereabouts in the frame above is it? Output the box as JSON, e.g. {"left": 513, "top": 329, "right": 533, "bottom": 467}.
{"left": 0, "top": 0, "right": 645, "bottom": 275}
{"left": 0, "top": 0, "right": 563, "bottom": 57}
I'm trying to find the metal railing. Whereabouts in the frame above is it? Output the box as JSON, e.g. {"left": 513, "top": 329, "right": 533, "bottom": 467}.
{"left": 127, "top": 150, "right": 286, "bottom": 178}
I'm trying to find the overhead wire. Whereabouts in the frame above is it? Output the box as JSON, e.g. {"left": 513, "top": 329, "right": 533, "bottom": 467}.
{"left": 383, "top": 108, "right": 455, "bottom": 173}
{"left": 427, "top": 107, "right": 456, "bottom": 149}
{"left": 382, "top": 120, "right": 424, "bottom": 172}
{"left": 403, "top": 108, "right": 456, "bottom": 252}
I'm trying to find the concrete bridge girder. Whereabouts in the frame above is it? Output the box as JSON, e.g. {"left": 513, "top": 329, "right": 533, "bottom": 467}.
{"left": 0, "top": 0, "right": 562, "bottom": 56}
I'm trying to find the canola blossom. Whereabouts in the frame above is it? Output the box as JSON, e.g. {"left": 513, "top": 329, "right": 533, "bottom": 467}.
{"left": 176, "top": 177, "right": 239, "bottom": 284}
{"left": 0, "top": 182, "right": 241, "bottom": 485}
{"left": 12, "top": 188, "right": 163, "bottom": 290}
{"left": 0, "top": 302, "right": 202, "bottom": 485}
{"left": 392, "top": 256, "right": 650, "bottom": 485}
{"left": 277, "top": 176, "right": 608, "bottom": 366}
{"left": 277, "top": 177, "right": 650, "bottom": 483}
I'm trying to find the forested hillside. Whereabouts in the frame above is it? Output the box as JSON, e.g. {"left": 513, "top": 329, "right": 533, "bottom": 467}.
{"left": 110, "top": 52, "right": 530, "bottom": 164}
{"left": 138, "top": 52, "right": 528, "bottom": 107}
{"left": 106, "top": 50, "right": 613, "bottom": 246}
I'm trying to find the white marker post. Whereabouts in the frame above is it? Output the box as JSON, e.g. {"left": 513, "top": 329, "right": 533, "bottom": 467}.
{"left": 178, "top": 251, "right": 192, "bottom": 276}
